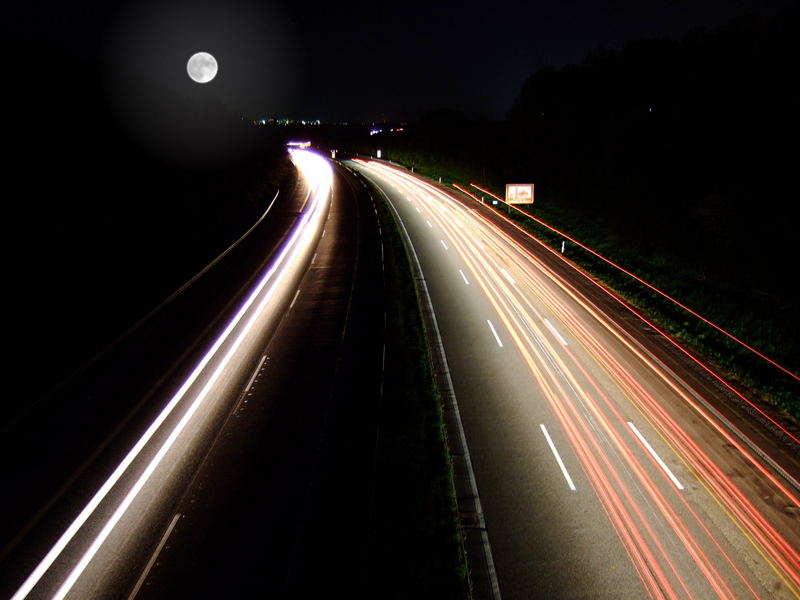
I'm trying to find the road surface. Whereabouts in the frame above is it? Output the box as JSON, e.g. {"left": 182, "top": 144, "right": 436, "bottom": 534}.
{"left": 130, "top": 155, "right": 386, "bottom": 598}
{"left": 350, "top": 158, "right": 800, "bottom": 600}
{"left": 2, "top": 149, "right": 385, "bottom": 600}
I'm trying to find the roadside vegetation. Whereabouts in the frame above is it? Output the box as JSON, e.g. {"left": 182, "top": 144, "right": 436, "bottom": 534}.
{"left": 365, "top": 177, "right": 469, "bottom": 598}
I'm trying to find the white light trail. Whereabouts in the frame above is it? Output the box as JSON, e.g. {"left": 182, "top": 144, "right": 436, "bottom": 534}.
{"left": 13, "top": 150, "right": 332, "bottom": 600}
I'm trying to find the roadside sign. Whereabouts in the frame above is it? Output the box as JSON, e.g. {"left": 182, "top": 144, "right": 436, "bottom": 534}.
{"left": 505, "top": 183, "right": 534, "bottom": 204}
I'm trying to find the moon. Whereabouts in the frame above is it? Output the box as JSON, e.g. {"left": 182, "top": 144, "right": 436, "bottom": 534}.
{"left": 187, "top": 52, "right": 218, "bottom": 84}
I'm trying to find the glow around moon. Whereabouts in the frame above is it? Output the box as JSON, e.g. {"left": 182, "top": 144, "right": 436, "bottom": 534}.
{"left": 187, "top": 52, "right": 218, "bottom": 83}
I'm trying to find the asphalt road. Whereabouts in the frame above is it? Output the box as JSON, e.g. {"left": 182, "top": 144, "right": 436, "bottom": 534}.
{"left": 130, "top": 156, "right": 386, "bottom": 598}
{"left": 1, "top": 149, "right": 386, "bottom": 600}
{"left": 351, "top": 159, "right": 800, "bottom": 600}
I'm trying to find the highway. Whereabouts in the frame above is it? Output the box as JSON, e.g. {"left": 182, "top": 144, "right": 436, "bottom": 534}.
{"left": 129, "top": 154, "right": 386, "bottom": 598}
{"left": 2, "top": 149, "right": 350, "bottom": 600}
{"left": 350, "top": 159, "right": 800, "bottom": 600}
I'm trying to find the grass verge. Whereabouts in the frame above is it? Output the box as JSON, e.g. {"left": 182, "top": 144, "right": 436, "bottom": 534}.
{"left": 365, "top": 177, "right": 470, "bottom": 598}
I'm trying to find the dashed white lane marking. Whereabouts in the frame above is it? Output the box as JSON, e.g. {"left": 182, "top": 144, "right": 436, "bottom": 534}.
{"left": 289, "top": 289, "right": 301, "bottom": 309}
{"left": 440, "top": 240, "right": 448, "bottom": 250}
{"left": 500, "top": 267, "right": 516, "bottom": 285}
{"left": 487, "top": 319, "right": 503, "bottom": 348}
{"left": 311, "top": 252, "right": 317, "bottom": 264}
{"left": 235, "top": 354, "right": 269, "bottom": 413}
{"left": 628, "top": 422, "right": 684, "bottom": 491}
{"left": 415, "top": 206, "right": 421, "bottom": 213}
{"left": 426, "top": 220, "right": 432, "bottom": 228}
{"left": 540, "top": 424, "right": 577, "bottom": 491}
{"left": 245, "top": 355, "right": 268, "bottom": 393}
{"left": 127, "top": 513, "right": 181, "bottom": 600}
{"left": 544, "top": 318, "right": 569, "bottom": 346}
{"left": 459, "top": 269, "right": 470, "bottom": 285}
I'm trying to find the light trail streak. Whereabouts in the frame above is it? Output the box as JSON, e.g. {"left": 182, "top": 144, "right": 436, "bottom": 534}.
{"left": 469, "top": 191, "right": 800, "bottom": 596}
{"left": 13, "top": 150, "right": 332, "bottom": 600}
{"left": 460, "top": 232, "right": 732, "bottom": 598}
{"left": 354, "top": 159, "right": 800, "bottom": 600}
{"left": 464, "top": 183, "right": 800, "bottom": 445}
{"left": 427, "top": 178, "right": 800, "bottom": 506}
{"left": 467, "top": 182, "right": 800, "bottom": 385}
{"left": 466, "top": 206, "right": 800, "bottom": 504}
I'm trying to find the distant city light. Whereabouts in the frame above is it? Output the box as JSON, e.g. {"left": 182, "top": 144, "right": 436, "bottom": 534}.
{"left": 370, "top": 127, "right": 404, "bottom": 135}
{"left": 254, "top": 118, "right": 322, "bottom": 126}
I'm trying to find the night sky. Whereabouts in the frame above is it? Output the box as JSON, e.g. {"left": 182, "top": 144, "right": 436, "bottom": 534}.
{"left": 3, "top": 0, "right": 797, "bottom": 124}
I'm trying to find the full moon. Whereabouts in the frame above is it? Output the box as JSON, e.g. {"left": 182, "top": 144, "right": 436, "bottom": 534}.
{"left": 187, "top": 52, "right": 218, "bottom": 83}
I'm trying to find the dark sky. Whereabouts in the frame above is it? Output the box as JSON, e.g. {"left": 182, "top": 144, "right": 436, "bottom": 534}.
{"left": 4, "top": 0, "right": 797, "bottom": 123}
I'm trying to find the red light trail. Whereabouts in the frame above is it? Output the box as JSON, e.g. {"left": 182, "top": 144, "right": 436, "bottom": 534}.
{"left": 356, "top": 159, "right": 800, "bottom": 600}
{"left": 466, "top": 182, "right": 800, "bottom": 386}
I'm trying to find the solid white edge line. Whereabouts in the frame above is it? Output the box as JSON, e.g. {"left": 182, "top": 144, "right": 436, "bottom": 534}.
{"left": 359, "top": 167, "right": 502, "bottom": 600}
{"left": 540, "top": 424, "right": 577, "bottom": 491}
{"left": 627, "top": 422, "right": 684, "bottom": 491}
{"left": 126, "top": 513, "right": 181, "bottom": 600}
{"left": 487, "top": 320, "right": 504, "bottom": 348}
{"left": 459, "top": 269, "right": 470, "bottom": 285}
{"left": 543, "top": 318, "right": 569, "bottom": 346}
